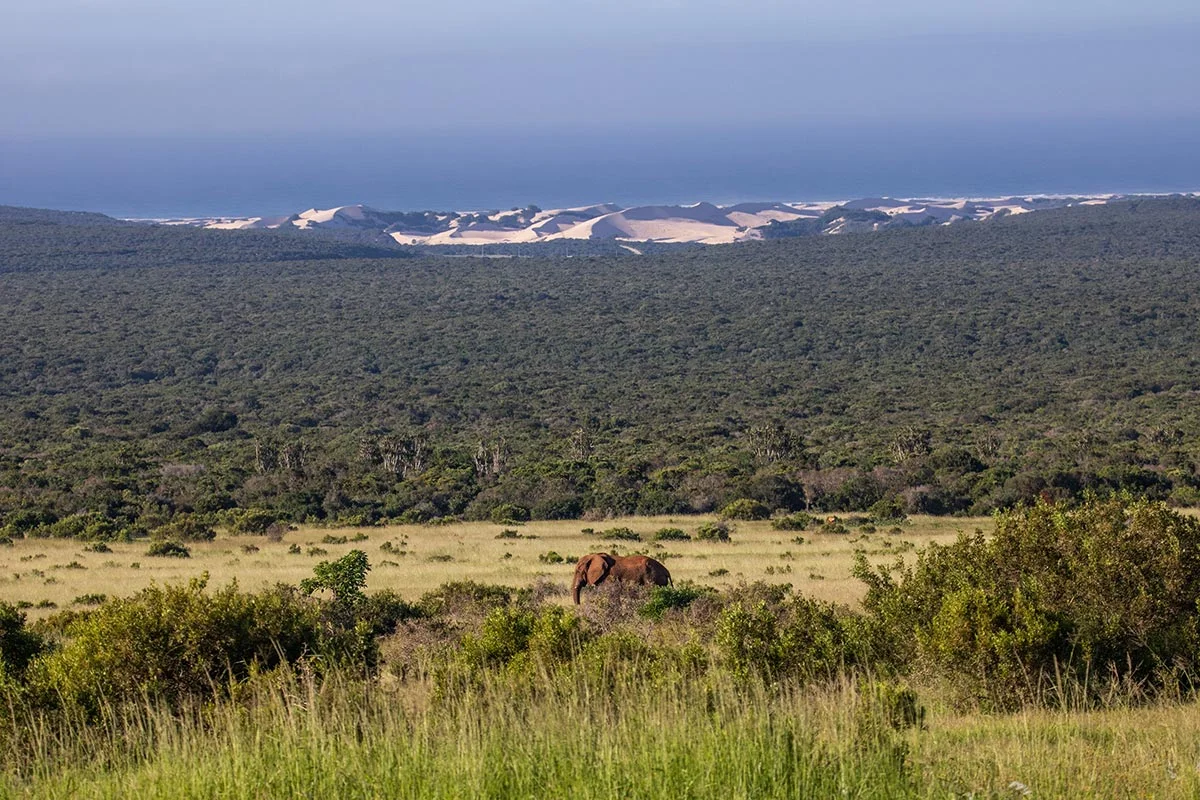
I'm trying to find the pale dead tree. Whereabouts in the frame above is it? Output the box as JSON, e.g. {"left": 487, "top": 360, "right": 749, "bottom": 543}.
{"left": 357, "top": 437, "right": 382, "bottom": 465}
{"left": 473, "top": 439, "right": 508, "bottom": 479}
{"left": 253, "top": 438, "right": 279, "bottom": 474}
{"left": 379, "top": 435, "right": 428, "bottom": 479}
{"left": 890, "top": 426, "right": 932, "bottom": 464}
{"left": 568, "top": 427, "right": 593, "bottom": 461}
{"left": 747, "top": 422, "right": 798, "bottom": 464}
{"left": 279, "top": 441, "right": 309, "bottom": 476}
{"left": 975, "top": 431, "right": 1002, "bottom": 461}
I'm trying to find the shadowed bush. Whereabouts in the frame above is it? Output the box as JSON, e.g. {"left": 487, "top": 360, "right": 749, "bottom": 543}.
{"left": 855, "top": 494, "right": 1200, "bottom": 709}
{"left": 22, "top": 576, "right": 364, "bottom": 712}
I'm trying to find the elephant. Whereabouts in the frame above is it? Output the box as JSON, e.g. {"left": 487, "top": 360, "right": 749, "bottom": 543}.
{"left": 572, "top": 553, "right": 672, "bottom": 604}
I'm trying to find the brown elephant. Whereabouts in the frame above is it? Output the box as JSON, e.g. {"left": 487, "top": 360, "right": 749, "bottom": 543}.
{"left": 572, "top": 553, "right": 672, "bottom": 604}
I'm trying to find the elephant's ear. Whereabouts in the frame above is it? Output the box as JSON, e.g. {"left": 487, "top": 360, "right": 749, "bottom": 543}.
{"left": 586, "top": 554, "right": 612, "bottom": 584}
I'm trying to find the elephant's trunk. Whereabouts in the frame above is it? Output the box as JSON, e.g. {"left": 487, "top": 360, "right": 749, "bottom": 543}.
{"left": 572, "top": 576, "right": 584, "bottom": 605}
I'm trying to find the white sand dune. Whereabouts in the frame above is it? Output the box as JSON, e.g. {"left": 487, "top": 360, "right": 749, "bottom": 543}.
{"left": 158, "top": 194, "right": 1180, "bottom": 246}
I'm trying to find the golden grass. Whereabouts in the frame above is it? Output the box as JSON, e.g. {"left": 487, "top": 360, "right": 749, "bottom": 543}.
{"left": 0, "top": 514, "right": 993, "bottom": 618}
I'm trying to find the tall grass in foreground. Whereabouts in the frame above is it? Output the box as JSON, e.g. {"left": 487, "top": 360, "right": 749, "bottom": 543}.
{"left": 5, "top": 665, "right": 1200, "bottom": 799}
{"left": 4, "top": 666, "right": 912, "bottom": 799}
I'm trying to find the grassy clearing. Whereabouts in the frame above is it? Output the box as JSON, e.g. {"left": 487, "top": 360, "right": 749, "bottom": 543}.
{"left": 0, "top": 515, "right": 990, "bottom": 618}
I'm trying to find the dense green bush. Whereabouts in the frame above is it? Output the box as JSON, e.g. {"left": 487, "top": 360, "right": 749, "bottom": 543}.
{"left": 721, "top": 499, "right": 771, "bottom": 520}
{"left": 31, "top": 513, "right": 127, "bottom": 542}
{"left": 0, "top": 603, "right": 45, "bottom": 682}
{"left": 855, "top": 495, "right": 1200, "bottom": 708}
{"left": 146, "top": 540, "right": 190, "bottom": 558}
{"left": 696, "top": 520, "right": 733, "bottom": 542}
{"left": 771, "top": 512, "right": 812, "bottom": 531}
{"left": 490, "top": 504, "right": 531, "bottom": 524}
{"left": 599, "top": 527, "right": 641, "bottom": 542}
{"left": 716, "top": 596, "right": 862, "bottom": 682}
{"left": 151, "top": 514, "right": 215, "bottom": 542}
{"left": 229, "top": 508, "right": 281, "bottom": 535}
{"left": 417, "top": 581, "right": 514, "bottom": 617}
{"left": 24, "top": 578, "right": 345, "bottom": 711}
{"left": 653, "top": 527, "right": 691, "bottom": 541}
{"left": 639, "top": 584, "right": 711, "bottom": 621}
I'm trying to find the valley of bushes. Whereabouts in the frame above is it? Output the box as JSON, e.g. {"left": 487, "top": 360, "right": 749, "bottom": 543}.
{"left": 4, "top": 198, "right": 1200, "bottom": 795}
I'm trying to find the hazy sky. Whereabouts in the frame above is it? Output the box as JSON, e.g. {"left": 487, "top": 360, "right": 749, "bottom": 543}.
{"left": 3, "top": 1, "right": 1199, "bottom": 214}
{"left": 4, "top": 0, "right": 1199, "bottom": 137}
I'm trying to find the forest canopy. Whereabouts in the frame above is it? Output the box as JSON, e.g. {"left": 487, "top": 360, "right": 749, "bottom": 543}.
{"left": 1, "top": 198, "right": 1199, "bottom": 533}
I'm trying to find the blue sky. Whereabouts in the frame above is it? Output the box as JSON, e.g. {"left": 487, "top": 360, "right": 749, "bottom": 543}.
{"left": 2, "top": 1, "right": 1198, "bottom": 214}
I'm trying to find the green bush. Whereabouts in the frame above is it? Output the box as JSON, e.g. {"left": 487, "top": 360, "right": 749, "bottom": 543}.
{"left": 716, "top": 596, "right": 861, "bottom": 682}
{"left": 490, "top": 504, "right": 531, "bottom": 524}
{"left": 695, "top": 520, "right": 733, "bottom": 542}
{"left": 653, "top": 527, "right": 691, "bottom": 541}
{"left": 418, "top": 581, "right": 514, "bottom": 617}
{"left": 0, "top": 602, "right": 45, "bottom": 681}
{"left": 771, "top": 512, "right": 813, "bottom": 531}
{"left": 721, "top": 499, "right": 771, "bottom": 520}
{"left": 600, "top": 527, "right": 641, "bottom": 542}
{"left": 24, "top": 578, "right": 341, "bottom": 710}
{"left": 868, "top": 496, "right": 908, "bottom": 523}
{"left": 146, "top": 540, "right": 190, "bottom": 558}
{"left": 35, "top": 513, "right": 126, "bottom": 542}
{"left": 538, "top": 551, "right": 565, "bottom": 564}
{"left": 819, "top": 518, "right": 849, "bottom": 535}
{"left": 229, "top": 508, "right": 281, "bottom": 535}
{"left": 152, "top": 514, "right": 216, "bottom": 542}
{"left": 461, "top": 607, "right": 535, "bottom": 668}
{"left": 639, "top": 584, "right": 710, "bottom": 621}
{"left": 855, "top": 495, "right": 1200, "bottom": 709}
{"left": 301, "top": 550, "right": 370, "bottom": 608}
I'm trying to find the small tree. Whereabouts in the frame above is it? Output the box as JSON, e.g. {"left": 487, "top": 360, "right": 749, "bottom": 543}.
{"left": 301, "top": 550, "right": 371, "bottom": 608}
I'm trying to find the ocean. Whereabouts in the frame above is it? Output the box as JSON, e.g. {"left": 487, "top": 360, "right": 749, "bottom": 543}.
{"left": 2, "top": 118, "right": 1198, "bottom": 218}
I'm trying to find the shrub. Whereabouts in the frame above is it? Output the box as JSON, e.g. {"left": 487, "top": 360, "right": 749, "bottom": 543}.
{"left": 321, "top": 534, "right": 349, "bottom": 544}
{"left": 855, "top": 494, "right": 1200, "bottom": 709}
{"left": 146, "top": 540, "right": 190, "bottom": 558}
{"left": 83, "top": 542, "right": 112, "bottom": 553}
{"left": 418, "top": 581, "right": 514, "bottom": 617}
{"left": 1, "top": 509, "right": 56, "bottom": 538}
{"left": 869, "top": 496, "right": 908, "bottom": 523}
{"left": 0, "top": 602, "right": 45, "bottom": 680}
{"left": 721, "top": 499, "right": 771, "bottom": 520}
{"left": 771, "top": 512, "right": 813, "bottom": 531}
{"left": 716, "top": 596, "right": 862, "bottom": 682}
{"left": 229, "top": 508, "right": 280, "bottom": 535}
{"left": 461, "top": 607, "right": 534, "bottom": 668}
{"left": 37, "top": 513, "right": 126, "bottom": 542}
{"left": 653, "top": 527, "right": 691, "bottom": 541}
{"left": 538, "top": 551, "right": 565, "bottom": 564}
{"left": 152, "top": 514, "right": 216, "bottom": 542}
{"left": 600, "top": 527, "right": 641, "bottom": 542}
{"left": 639, "top": 584, "right": 711, "bottom": 621}
{"left": 300, "top": 550, "right": 370, "bottom": 608}
{"left": 819, "top": 518, "right": 848, "bottom": 535}
{"left": 490, "top": 504, "right": 531, "bottom": 524}
{"left": 359, "top": 590, "right": 423, "bottom": 635}
{"left": 696, "top": 520, "right": 733, "bottom": 542}
{"left": 72, "top": 594, "right": 107, "bottom": 606}
{"left": 24, "top": 578, "right": 340, "bottom": 710}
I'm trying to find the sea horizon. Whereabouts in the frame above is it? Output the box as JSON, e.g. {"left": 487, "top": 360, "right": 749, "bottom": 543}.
{"left": 4, "top": 117, "right": 1200, "bottom": 219}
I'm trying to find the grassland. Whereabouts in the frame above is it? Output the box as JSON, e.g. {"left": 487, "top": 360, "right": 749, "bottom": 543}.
{"left": 9, "top": 509, "right": 1200, "bottom": 798}
{"left": 0, "top": 515, "right": 991, "bottom": 618}
{"left": 8, "top": 663, "right": 1200, "bottom": 798}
